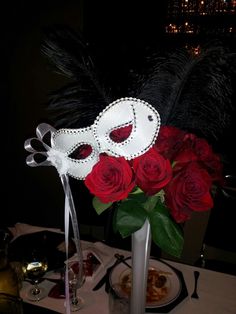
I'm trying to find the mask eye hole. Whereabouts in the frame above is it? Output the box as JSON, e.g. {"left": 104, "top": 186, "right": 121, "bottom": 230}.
{"left": 69, "top": 144, "right": 93, "bottom": 160}
{"left": 109, "top": 124, "right": 133, "bottom": 143}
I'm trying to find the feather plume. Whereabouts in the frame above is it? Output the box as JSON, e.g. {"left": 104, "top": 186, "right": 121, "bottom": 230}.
{"left": 41, "top": 27, "right": 235, "bottom": 139}
{"left": 135, "top": 44, "right": 236, "bottom": 139}
{"left": 41, "top": 25, "right": 112, "bottom": 128}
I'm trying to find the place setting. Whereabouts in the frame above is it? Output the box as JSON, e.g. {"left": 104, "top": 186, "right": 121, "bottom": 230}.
{"left": 103, "top": 255, "right": 188, "bottom": 314}
{"left": 16, "top": 239, "right": 189, "bottom": 313}
{"left": 7, "top": 226, "right": 108, "bottom": 313}
{"left": 6, "top": 220, "right": 192, "bottom": 314}
{"left": 3, "top": 221, "right": 236, "bottom": 314}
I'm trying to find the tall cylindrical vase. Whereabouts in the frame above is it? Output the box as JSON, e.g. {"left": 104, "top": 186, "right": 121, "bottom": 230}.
{"left": 130, "top": 219, "right": 151, "bottom": 314}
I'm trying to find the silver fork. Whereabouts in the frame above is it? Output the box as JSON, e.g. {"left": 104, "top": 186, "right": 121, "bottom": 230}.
{"left": 191, "top": 271, "right": 200, "bottom": 299}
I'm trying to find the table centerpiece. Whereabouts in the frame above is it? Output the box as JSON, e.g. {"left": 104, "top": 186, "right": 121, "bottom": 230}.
{"left": 24, "top": 26, "right": 235, "bottom": 314}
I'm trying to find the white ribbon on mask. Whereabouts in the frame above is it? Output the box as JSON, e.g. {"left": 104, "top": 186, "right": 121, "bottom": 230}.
{"left": 24, "top": 123, "right": 83, "bottom": 314}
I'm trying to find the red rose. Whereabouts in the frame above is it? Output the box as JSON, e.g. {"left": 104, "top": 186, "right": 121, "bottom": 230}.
{"left": 193, "top": 137, "right": 223, "bottom": 181}
{"left": 154, "top": 126, "right": 186, "bottom": 160}
{"left": 203, "top": 154, "right": 223, "bottom": 182}
{"left": 85, "top": 155, "right": 135, "bottom": 203}
{"left": 165, "top": 162, "right": 213, "bottom": 223}
{"left": 173, "top": 133, "right": 198, "bottom": 165}
{"left": 174, "top": 134, "right": 223, "bottom": 182}
{"left": 133, "top": 148, "right": 172, "bottom": 196}
{"left": 174, "top": 134, "right": 211, "bottom": 164}
{"left": 193, "top": 137, "right": 214, "bottom": 161}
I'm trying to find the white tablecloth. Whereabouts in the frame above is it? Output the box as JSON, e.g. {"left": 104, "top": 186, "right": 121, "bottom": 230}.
{"left": 164, "top": 261, "right": 236, "bottom": 314}
{"left": 20, "top": 241, "right": 236, "bottom": 314}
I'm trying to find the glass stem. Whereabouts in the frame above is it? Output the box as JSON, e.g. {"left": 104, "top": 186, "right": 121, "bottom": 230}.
{"left": 32, "top": 280, "right": 40, "bottom": 295}
{"left": 71, "top": 288, "right": 78, "bottom": 305}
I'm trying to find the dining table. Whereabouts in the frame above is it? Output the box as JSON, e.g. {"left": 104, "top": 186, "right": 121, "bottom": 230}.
{"left": 18, "top": 238, "right": 236, "bottom": 314}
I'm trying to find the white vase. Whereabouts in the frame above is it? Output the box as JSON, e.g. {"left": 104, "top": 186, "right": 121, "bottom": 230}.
{"left": 130, "top": 219, "right": 151, "bottom": 314}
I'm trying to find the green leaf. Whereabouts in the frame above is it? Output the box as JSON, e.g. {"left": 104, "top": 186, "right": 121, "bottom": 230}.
{"left": 142, "top": 194, "right": 159, "bottom": 212}
{"left": 115, "top": 199, "right": 147, "bottom": 238}
{"left": 92, "top": 197, "right": 112, "bottom": 215}
{"left": 127, "top": 190, "right": 148, "bottom": 204}
{"left": 129, "top": 186, "right": 143, "bottom": 195}
{"left": 128, "top": 190, "right": 164, "bottom": 212}
{"left": 148, "top": 201, "right": 184, "bottom": 258}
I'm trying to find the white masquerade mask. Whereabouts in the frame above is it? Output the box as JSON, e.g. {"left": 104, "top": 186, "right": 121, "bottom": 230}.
{"left": 24, "top": 97, "right": 160, "bottom": 314}
{"left": 25, "top": 97, "right": 161, "bottom": 179}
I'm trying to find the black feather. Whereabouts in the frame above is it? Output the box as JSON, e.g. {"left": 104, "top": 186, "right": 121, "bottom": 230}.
{"left": 41, "top": 26, "right": 235, "bottom": 138}
{"left": 135, "top": 43, "right": 236, "bottom": 139}
{"left": 41, "top": 25, "right": 112, "bottom": 128}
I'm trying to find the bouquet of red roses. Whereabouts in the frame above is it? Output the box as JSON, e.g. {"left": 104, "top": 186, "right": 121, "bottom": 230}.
{"left": 84, "top": 125, "right": 223, "bottom": 257}
{"left": 35, "top": 28, "right": 234, "bottom": 260}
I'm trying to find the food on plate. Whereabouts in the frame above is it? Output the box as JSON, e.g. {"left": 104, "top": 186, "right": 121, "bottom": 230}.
{"left": 120, "top": 268, "right": 168, "bottom": 303}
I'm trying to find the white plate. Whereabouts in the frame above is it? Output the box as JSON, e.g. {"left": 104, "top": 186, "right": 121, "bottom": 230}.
{"left": 109, "top": 257, "right": 182, "bottom": 308}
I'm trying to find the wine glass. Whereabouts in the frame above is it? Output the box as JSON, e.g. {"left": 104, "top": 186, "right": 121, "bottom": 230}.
{"left": 22, "top": 249, "right": 48, "bottom": 301}
{"left": 62, "top": 260, "right": 85, "bottom": 311}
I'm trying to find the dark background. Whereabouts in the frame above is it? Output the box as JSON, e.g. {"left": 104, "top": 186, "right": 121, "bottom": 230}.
{"left": 4, "top": 0, "right": 236, "bottom": 248}
{"left": 4, "top": 0, "right": 170, "bottom": 230}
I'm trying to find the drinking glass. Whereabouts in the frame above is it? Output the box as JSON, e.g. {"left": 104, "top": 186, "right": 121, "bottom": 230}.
{"left": 62, "top": 260, "right": 85, "bottom": 312}
{"left": 22, "top": 249, "right": 48, "bottom": 301}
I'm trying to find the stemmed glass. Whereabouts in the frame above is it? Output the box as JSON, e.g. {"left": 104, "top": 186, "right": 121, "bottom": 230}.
{"left": 62, "top": 260, "right": 85, "bottom": 312}
{"left": 22, "top": 248, "right": 48, "bottom": 301}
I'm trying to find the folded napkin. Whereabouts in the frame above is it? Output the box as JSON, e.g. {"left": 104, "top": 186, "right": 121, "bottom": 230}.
{"left": 83, "top": 241, "right": 117, "bottom": 267}
{"left": 67, "top": 241, "right": 116, "bottom": 281}
{"left": 8, "top": 222, "right": 63, "bottom": 240}
{"left": 48, "top": 242, "right": 119, "bottom": 298}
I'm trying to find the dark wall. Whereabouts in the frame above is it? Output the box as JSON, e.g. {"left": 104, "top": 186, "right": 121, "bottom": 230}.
{"left": 5, "top": 0, "right": 84, "bottom": 229}
{"left": 4, "top": 1, "right": 169, "bottom": 230}
{"left": 82, "top": 1, "right": 169, "bottom": 97}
